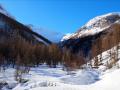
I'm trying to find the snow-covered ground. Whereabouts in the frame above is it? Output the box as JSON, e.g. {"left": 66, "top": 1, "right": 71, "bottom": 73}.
{"left": 0, "top": 63, "right": 119, "bottom": 90}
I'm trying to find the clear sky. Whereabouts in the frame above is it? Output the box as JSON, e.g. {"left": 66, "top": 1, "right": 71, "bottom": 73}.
{"left": 0, "top": 0, "right": 120, "bottom": 34}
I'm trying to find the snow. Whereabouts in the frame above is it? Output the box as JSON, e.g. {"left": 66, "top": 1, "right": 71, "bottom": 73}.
{"left": 0, "top": 65, "right": 100, "bottom": 90}
{"left": 77, "top": 26, "right": 110, "bottom": 38}
{"left": 0, "top": 62, "right": 119, "bottom": 90}
{"left": 85, "top": 12, "right": 120, "bottom": 27}
{"left": 88, "top": 69, "right": 120, "bottom": 90}
{"left": 62, "top": 12, "right": 120, "bottom": 40}
{"left": 0, "top": 60, "right": 118, "bottom": 90}
{"left": 60, "top": 69, "right": 99, "bottom": 85}
{"left": 12, "top": 67, "right": 120, "bottom": 90}
{"left": 61, "top": 33, "right": 74, "bottom": 41}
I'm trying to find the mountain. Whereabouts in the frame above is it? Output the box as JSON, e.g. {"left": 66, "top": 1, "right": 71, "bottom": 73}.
{"left": 61, "top": 33, "right": 73, "bottom": 41}
{"left": 27, "top": 25, "right": 64, "bottom": 43}
{"left": 61, "top": 12, "right": 120, "bottom": 56}
{"left": 0, "top": 5, "right": 52, "bottom": 45}
{"left": 62, "top": 13, "right": 120, "bottom": 40}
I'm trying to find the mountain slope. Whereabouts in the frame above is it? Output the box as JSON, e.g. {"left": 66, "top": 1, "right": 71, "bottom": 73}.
{"left": 61, "top": 13, "right": 120, "bottom": 56}
{"left": 62, "top": 13, "right": 120, "bottom": 40}
{"left": 0, "top": 5, "right": 52, "bottom": 45}
{"left": 27, "top": 25, "right": 64, "bottom": 43}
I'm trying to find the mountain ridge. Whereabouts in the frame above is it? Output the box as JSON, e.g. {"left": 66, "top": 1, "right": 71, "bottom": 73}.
{"left": 61, "top": 12, "right": 120, "bottom": 57}
{"left": 62, "top": 12, "right": 120, "bottom": 41}
{"left": 0, "top": 4, "right": 52, "bottom": 45}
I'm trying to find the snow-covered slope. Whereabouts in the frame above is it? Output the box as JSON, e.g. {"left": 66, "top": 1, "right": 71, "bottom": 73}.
{"left": 61, "top": 33, "right": 73, "bottom": 41}
{"left": 0, "top": 62, "right": 120, "bottom": 90}
{"left": 62, "top": 12, "right": 120, "bottom": 41}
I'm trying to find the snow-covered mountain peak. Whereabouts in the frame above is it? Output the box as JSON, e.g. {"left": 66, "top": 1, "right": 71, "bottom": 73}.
{"left": 85, "top": 12, "right": 120, "bottom": 27}
{"left": 62, "top": 12, "right": 120, "bottom": 41}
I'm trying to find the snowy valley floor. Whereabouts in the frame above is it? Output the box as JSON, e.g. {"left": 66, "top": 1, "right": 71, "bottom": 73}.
{"left": 0, "top": 65, "right": 120, "bottom": 90}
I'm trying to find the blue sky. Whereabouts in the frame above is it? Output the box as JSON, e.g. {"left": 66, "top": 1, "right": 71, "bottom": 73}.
{"left": 0, "top": 0, "right": 120, "bottom": 34}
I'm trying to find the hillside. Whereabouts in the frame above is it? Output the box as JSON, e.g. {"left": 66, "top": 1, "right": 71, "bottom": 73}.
{"left": 62, "top": 13, "right": 120, "bottom": 40}
{"left": 61, "top": 13, "right": 120, "bottom": 56}
{"left": 0, "top": 5, "right": 52, "bottom": 45}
